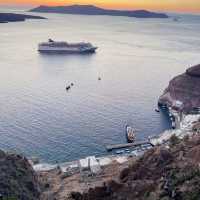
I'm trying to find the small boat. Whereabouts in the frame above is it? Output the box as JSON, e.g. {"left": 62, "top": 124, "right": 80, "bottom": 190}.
{"left": 115, "top": 150, "right": 124, "bottom": 154}
{"left": 126, "top": 125, "right": 135, "bottom": 143}
{"left": 125, "top": 149, "right": 131, "bottom": 153}
{"left": 66, "top": 86, "right": 71, "bottom": 91}
{"left": 173, "top": 17, "right": 179, "bottom": 22}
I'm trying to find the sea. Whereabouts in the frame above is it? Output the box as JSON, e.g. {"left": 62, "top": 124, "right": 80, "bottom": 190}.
{"left": 0, "top": 7, "right": 200, "bottom": 163}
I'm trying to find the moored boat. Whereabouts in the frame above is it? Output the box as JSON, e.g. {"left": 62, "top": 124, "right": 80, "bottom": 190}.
{"left": 173, "top": 17, "right": 179, "bottom": 22}
{"left": 126, "top": 125, "right": 135, "bottom": 143}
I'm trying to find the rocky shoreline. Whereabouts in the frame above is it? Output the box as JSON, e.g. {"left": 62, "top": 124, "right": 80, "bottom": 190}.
{"left": 1, "top": 114, "right": 199, "bottom": 200}
{"left": 37, "top": 64, "right": 200, "bottom": 199}
{"left": 0, "top": 64, "right": 200, "bottom": 199}
{"left": 71, "top": 133, "right": 200, "bottom": 200}
{"left": 30, "top": 109, "right": 199, "bottom": 200}
{"left": 33, "top": 64, "right": 200, "bottom": 173}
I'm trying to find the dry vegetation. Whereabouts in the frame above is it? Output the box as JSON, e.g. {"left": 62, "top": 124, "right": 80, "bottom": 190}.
{"left": 39, "top": 159, "right": 134, "bottom": 200}
{"left": 69, "top": 134, "right": 200, "bottom": 200}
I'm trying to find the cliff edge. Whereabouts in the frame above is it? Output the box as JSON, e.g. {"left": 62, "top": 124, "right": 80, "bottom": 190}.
{"left": 158, "top": 64, "right": 200, "bottom": 113}
{"left": 0, "top": 150, "right": 41, "bottom": 200}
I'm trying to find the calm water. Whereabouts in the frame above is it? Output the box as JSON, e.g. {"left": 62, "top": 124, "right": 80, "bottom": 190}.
{"left": 0, "top": 10, "right": 200, "bottom": 163}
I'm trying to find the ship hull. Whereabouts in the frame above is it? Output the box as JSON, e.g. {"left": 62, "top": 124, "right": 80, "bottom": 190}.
{"left": 38, "top": 47, "right": 97, "bottom": 54}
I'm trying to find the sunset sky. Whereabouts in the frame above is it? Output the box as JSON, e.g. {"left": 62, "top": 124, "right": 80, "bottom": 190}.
{"left": 1, "top": 0, "right": 200, "bottom": 13}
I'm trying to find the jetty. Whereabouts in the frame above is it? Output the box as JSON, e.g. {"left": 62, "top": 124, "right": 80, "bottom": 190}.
{"left": 106, "top": 141, "right": 154, "bottom": 151}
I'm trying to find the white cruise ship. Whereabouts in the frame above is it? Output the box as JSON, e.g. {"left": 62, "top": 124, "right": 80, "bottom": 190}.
{"left": 38, "top": 39, "right": 97, "bottom": 54}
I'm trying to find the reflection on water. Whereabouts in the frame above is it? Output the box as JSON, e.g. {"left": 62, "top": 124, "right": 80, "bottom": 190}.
{"left": 0, "top": 12, "right": 200, "bottom": 163}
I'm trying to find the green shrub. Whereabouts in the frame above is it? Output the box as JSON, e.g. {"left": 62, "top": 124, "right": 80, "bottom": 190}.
{"left": 169, "top": 135, "right": 180, "bottom": 147}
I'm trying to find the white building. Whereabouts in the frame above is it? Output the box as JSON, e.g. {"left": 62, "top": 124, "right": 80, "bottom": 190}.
{"left": 79, "top": 156, "right": 101, "bottom": 175}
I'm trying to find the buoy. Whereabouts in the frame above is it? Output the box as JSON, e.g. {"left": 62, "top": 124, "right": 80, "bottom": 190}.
{"left": 71, "top": 83, "right": 74, "bottom": 86}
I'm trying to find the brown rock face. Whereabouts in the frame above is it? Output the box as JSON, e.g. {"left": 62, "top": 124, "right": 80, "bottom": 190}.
{"left": 186, "top": 64, "right": 200, "bottom": 77}
{"left": 159, "top": 64, "right": 200, "bottom": 112}
{"left": 71, "top": 135, "right": 200, "bottom": 200}
{"left": 0, "top": 150, "right": 41, "bottom": 200}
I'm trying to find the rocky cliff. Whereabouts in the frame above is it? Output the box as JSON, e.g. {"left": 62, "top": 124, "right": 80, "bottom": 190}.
{"left": 71, "top": 134, "right": 200, "bottom": 200}
{"left": 2, "top": 132, "right": 200, "bottom": 200}
{"left": 158, "top": 64, "right": 200, "bottom": 113}
{"left": 0, "top": 150, "right": 41, "bottom": 200}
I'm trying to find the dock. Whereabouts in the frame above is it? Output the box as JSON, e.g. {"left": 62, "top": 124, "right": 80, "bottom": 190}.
{"left": 106, "top": 141, "right": 154, "bottom": 151}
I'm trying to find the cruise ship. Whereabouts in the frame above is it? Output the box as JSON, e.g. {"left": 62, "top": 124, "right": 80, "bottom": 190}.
{"left": 38, "top": 39, "right": 97, "bottom": 54}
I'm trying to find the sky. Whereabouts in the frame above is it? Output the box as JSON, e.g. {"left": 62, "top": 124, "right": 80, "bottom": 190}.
{"left": 1, "top": 0, "right": 200, "bottom": 13}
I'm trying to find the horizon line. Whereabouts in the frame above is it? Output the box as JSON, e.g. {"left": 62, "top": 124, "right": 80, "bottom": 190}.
{"left": 0, "top": 3, "right": 200, "bottom": 15}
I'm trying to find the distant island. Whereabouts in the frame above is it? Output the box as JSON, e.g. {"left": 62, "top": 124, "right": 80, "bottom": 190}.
{"left": 0, "top": 13, "right": 46, "bottom": 23}
{"left": 29, "top": 5, "right": 169, "bottom": 19}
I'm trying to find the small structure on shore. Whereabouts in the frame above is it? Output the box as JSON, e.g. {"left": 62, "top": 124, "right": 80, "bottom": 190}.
{"left": 79, "top": 156, "right": 101, "bottom": 175}
{"left": 106, "top": 140, "right": 154, "bottom": 151}
{"left": 89, "top": 156, "right": 101, "bottom": 175}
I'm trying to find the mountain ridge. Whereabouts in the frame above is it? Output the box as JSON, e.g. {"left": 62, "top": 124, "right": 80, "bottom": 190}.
{"left": 29, "top": 4, "right": 169, "bottom": 18}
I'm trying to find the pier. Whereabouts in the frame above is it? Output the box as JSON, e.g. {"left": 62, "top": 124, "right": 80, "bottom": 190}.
{"left": 106, "top": 141, "right": 154, "bottom": 151}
